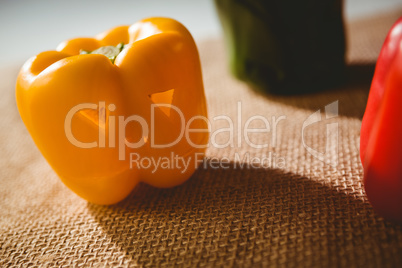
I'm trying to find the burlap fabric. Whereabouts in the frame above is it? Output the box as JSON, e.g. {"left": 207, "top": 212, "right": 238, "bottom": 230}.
{"left": 1, "top": 10, "right": 402, "bottom": 268}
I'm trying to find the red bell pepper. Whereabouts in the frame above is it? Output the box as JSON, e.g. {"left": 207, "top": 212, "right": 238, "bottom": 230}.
{"left": 360, "top": 17, "right": 402, "bottom": 223}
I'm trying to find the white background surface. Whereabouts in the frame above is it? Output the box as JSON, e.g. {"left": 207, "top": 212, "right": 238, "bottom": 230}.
{"left": 1, "top": 0, "right": 402, "bottom": 65}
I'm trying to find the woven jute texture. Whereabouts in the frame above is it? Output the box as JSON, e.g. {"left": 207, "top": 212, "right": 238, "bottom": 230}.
{"left": 1, "top": 10, "right": 402, "bottom": 268}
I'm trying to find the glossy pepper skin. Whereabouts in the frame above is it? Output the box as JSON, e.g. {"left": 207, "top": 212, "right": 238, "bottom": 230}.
{"left": 214, "top": 0, "right": 346, "bottom": 95}
{"left": 360, "top": 17, "right": 402, "bottom": 222}
{"left": 16, "top": 18, "right": 209, "bottom": 205}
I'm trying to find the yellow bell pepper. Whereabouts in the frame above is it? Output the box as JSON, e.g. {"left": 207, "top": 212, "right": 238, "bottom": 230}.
{"left": 16, "top": 17, "right": 209, "bottom": 205}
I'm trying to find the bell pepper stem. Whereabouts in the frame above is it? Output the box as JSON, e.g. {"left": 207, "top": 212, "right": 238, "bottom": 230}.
{"left": 80, "top": 42, "right": 126, "bottom": 63}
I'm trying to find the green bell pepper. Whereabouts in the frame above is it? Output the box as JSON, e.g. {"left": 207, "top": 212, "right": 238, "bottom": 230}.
{"left": 215, "top": 0, "right": 346, "bottom": 94}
